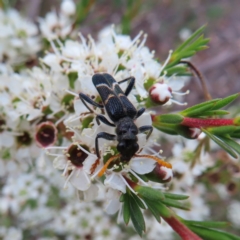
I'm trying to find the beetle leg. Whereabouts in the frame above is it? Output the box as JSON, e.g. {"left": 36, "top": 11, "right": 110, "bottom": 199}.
{"left": 79, "top": 93, "right": 104, "bottom": 113}
{"left": 95, "top": 132, "right": 117, "bottom": 158}
{"left": 96, "top": 115, "right": 115, "bottom": 127}
{"left": 136, "top": 107, "right": 145, "bottom": 118}
{"left": 138, "top": 125, "right": 153, "bottom": 139}
{"left": 118, "top": 76, "right": 135, "bottom": 96}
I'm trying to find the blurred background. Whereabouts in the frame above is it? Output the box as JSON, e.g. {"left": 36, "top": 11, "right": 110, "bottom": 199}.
{"left": 11, "top": 0, "right": 240, "bottom": 103}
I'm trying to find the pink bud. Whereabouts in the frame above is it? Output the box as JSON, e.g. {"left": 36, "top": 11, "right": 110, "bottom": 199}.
{"left": 147, "top": 163, "right": 173, "bottom": 183}
{"left": 155, "top": 164, "right": 173, "bottom": 182}
{"left": 149, "top": 82, "right": 172, "bottom": 105}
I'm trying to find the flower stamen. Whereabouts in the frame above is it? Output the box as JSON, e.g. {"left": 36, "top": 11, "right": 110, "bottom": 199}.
{"left": 172, "top": 90, "right": 190, "bottom": 96}
{"left": 170, "top": 99, "right": 187, "bottom": 106}
{"left": 129, "top": 169, "right": 149, "bottom": 186}
{"left": 120, "top": 175, "right": 137, "bottom": 194}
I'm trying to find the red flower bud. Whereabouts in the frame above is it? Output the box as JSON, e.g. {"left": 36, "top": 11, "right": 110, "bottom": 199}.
{"left": 149, "top": 82, "right": 172, "bottom": 105}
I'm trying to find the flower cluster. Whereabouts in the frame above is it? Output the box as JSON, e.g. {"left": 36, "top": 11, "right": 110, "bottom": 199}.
{"left": 1, "top": 0, "right": 240, "bottom": 239}
{"left": 0, "top": 163, "right": 125, "bottom": 239}
{"left": 42, "top": 25, "right": 182, "bottom": 213}
{"left": 0, "top": 8, "right": 40, "bottom": 65}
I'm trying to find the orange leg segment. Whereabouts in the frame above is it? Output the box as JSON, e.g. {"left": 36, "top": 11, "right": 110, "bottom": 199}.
{"left": 134, "top": 154, "right": 172, "bottom": 169}
{"left": 97, "top": 154, "right": 121, "bottom": 177}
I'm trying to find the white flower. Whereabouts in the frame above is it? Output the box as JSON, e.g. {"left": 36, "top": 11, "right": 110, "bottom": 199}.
{"left": 104, "top": 188, "right": 121, "bottom": 214}
{"left": 39, "top": 9, "right": 74, "bottom": 40}
{"left": 0, "top": 9, "right": 40, "bottom": 65}
{"left": 227, "top": 200, "right": 240, "bottom": 227}
{"left": 49, "top": 142, "right": 98, "bottom": 191}
{"left": 61, "top": 0, "right": 76, "bottom": 16}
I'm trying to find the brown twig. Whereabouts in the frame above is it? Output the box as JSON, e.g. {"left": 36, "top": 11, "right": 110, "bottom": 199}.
{"left": 180, "top": 60, "right": 212, "bottom": 101}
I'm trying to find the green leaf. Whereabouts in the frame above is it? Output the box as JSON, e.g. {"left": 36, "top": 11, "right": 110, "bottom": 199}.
{"left": 207, "top": 126, "right": 237, "bottom": 135}
{"left": 203, "top": 129, "right": 238, "bottom": 158}
{"left": 165, "top": 26, "right": 209, "bottom": 69}
{"left": 152, "top": 122, "right": 179, "bottom": 135}
{"left": 218, "top": 136, "right": 240, "bottom": 155}
{"left": 131, "top": 193, "right": 147, "bottom": 209}
{"left": 135, "top": 186, "right": 165, "bottom": 201}
{"left": 129, "top": 194, "right": 145, "bottom": 236}
{"left": 183, "top": 220, "right": 229, "bottom": 229}
{"left": 143, "top": 199, "right": 161, "bottom": 222}
{"left": 164, "top": 192, "right": 189, "bottom": 200}
{"left": 211, "top": 93, "right": 239, "bottom": 110}
{"left": 181, "top": 94, "right": 239, "bottom": 118}
{"left": 75, "top": 0, "right": 95, "bottom": 25}
{"left": 121, "top": 0, "right": 141, "bottom": 34}
{"left": 122, "top": 194, "right": 130, "bottom": 225}
{"left": 180, "top": 99, "right": 219, "bottom": 117}
{"left": 231, "top": 132, "right": 240, "bottom": 138}
{"left": 199, "top": 110, "right": 229, "bottom": 116}
{"left": 156, "top": 114, "right": 184, "bottom": 124}
{"left": 161, "top": 198, "right": 190, "bottom": 210}
{"left": 164, "top": 66, "right": 189, "bottom": 76}
{"left": 154, "top": 202, "right": 172, "bottom": 218}
{"left": 189, "top": 225, "right": 240, "bottom": 240}
{"left": 175, "top": 26, "right": 207, "bottom": 53}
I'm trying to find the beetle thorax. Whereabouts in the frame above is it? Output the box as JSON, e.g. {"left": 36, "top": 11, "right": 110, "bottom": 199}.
{"left": 116, "top": 117, "right": 139, "bottom": 161}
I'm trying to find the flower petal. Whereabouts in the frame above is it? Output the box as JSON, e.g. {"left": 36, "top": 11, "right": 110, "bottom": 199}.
{"left": 104, "top": 173, "right": 126, "bottom": 193}
{"left": 104, "top": 188, "right": 121, "bottom": 214}
{"left": 53, "top": 156, "right": 66, "bottom": 170}
{"left": 130, "top": 157, "right": 156, "bottom": 174}
{"left": 83, "top": 154, "right": 98, "bottom": 173}
{"left": 104, "top": 198, "right": 121, "bottom": 215}
{"left": 135, "top": 112, "right": 152, "bottom": 128}
{"left": 84, "top": 184, "right": 99, "bottom": 201}
{"left": 70, "top": 168, "right": 91, "bottom": 191}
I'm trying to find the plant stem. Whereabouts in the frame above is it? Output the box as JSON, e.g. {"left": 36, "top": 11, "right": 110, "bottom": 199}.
{"left": 157, "top": 203, "right": 202, "bottom": 240}
{"left": 181, "top": 117, "right": 234, "bottom": 128}
{"left": 180, "top": 60, "right": 212, "bottom": 101}
{"left": 162, "top": 215, "right": 202, "bottom": 240}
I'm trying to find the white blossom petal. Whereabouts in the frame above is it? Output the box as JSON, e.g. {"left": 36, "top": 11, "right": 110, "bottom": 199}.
{"left": 130, "top": 157, "right": 156, "bottom": 174}
{"left": 69, "top": 168, "right": 91, "bottom": 191}
{"left": 104, "top": 173, "right": 126, "bottom": 193}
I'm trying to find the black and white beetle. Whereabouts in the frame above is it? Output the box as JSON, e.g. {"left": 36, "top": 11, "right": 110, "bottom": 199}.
{"left": 79, "top": 73, "right": 153, "bottom": 162}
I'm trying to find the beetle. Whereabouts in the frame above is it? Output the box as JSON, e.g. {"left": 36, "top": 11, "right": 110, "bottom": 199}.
{"left": 79, "top": 73, "right": 153, "bottom": 162}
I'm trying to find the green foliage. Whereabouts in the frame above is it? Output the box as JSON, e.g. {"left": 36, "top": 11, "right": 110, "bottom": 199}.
{"left": 163, "top": 25, "right": 210, "bottom": 73}
{"left": 135, "top": 185, "right": 165, "bottom": 201}
{"left": 180, "top": 93, "right": 239, "bottom": 117}
{"left": 75, "top": 0, "right": 95, "bottom": 25}
{"left": 203, "top": 129, "right": 240, "bottom": 158}
{"left": 122, "top": 192, "right": 148, "bottom": 236}
{"left": 68, "top": 72, "right": 78, "bottom": 89}
{"left": 122, "top": 186, "right": 194, "bottom": 236}
{"left": 153, "top": 93, "right": 240, "bottom": 158}
{"left": 163, "top": 192, "right": 189, "bottom": 200}
{"left": 183, "top": 220, "right": 240, "bottom": 239}
{"left": 156, "top": 114, "right": 184, "bottom": 124}
{"left": 187, "top": 225, "right": 240, "bottom": 240}
{"left": 121, "top": 0, "right": 142, "bottom": 34}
